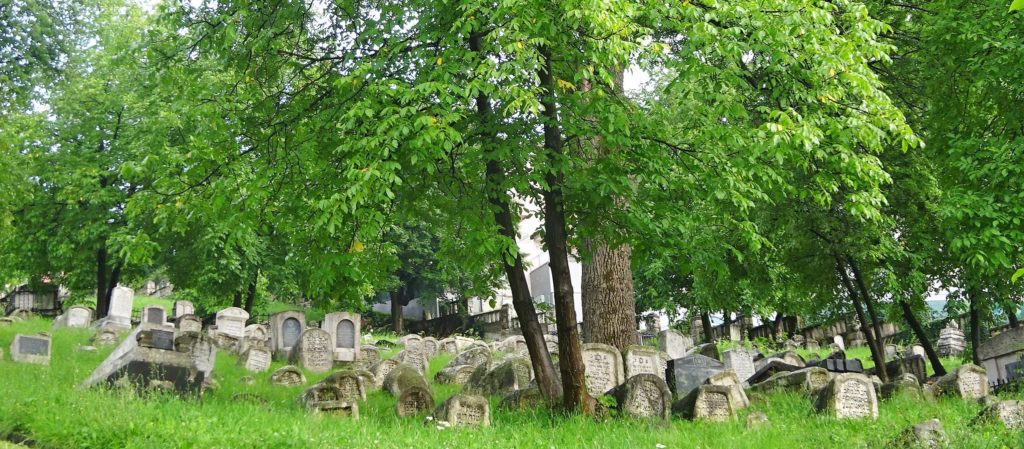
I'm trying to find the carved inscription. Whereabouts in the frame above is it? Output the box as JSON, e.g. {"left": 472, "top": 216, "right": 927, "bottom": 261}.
{"left": 836, "top": 380, "right": 872, "bottom": 418}
{"left": 301, "top": 331, "right": 332, "bottom": 372}
{"left": 584, "top": 351, "right": 616, "bottom": 396}
{"left": 245, "top": 349, "right": 270, "bottom": 372}
{"left": 456, "top": 404, "right": 484, "bottom": 425}
{"left": 398, "top": 391, "right": 431, "bottom": 416}
{"left": 628, "top": 380, "right": 664, "bottom": 418}
{"left": 18, "top": 337, "right": 49, "bottom": 355}
{"left": 958, "top": 371, "right": 985, "bottom": 399}
{"left": 337, "top": 377, "right": 361, "bottom": 401}
{"left": 699, "top": 392, "right": 731, "bottom": 420}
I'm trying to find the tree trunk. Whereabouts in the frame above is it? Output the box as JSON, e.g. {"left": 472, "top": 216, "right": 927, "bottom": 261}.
{"left": 848, "top": 256, "right": 888, "bottom": 349}
{"left": 1007, "top": 302, "right": 1019, "bottom": 328}
{"left": 898, "top": 299, "right": 946, "bottom": 376}
{"left": 391, "top": 289, "right": 405, "bottom": 334}
{"left": 96, "top": 245, "right": 109, "bottom": 318}
{"left": 700, "top": 311, "right": 714, "bottom": 344}
{"left": 581, "top": 239, "right": 638, "bottom": 351}
{"left": 538, "top": 44, "right": 591, "bottom": 414}
{"left": 968, "top": 288, "right": 983, "bottom": 365}
{"left": 836, "top": 259, "right": 888, "bottom": 382}
{"left": 104, "top": 262, "right": 121, "bottom": 314}
{"left": 233, "top": 292, "right": 243, "bottom": 308}
{"left": 470, "top": 32, "right": 561, "bottom": 404}
{"left": 765, "top": 314, "right": 777, "bottom": 342}
{"left": 773, "top": 312, "right": 786, "bottom": 341}
{"left": 243, "top": 273, "right": 258, "bottom": 314}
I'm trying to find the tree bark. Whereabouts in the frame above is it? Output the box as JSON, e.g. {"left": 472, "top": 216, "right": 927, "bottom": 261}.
{"left": 581, "top": 239, "right": 638, "bottom": 351}
{"left": 243, "top": 272, "right": 258, "bottom": 314}
{"left": 773, "top": 312, "right": 786, "bottom": 341}
{"left": 700, "top": 311, "right": 714, "bottom": 344}
{"left": 836, "top": 258, "right": 888, "bottom": 382}
{"left": 96, "top": 245, "right": 109, "bottom": 318}
{"left": 968, "top": 287, "right": 983, "bottom": 365}
{"left": 898, "top": 299, "right": 946, "bottom": 376}
{"left": 848, "top": 256, "right": 888, "bottom": 350}
{"left": 391, "top": 289, "right": 405, "bottom": 334}
{"left": 470, "top": 32, "right": 561, "bottom": 404}
{"left": 104, "top": 262, "right": 121, "bottom": 314}
{"left": 538, "top": 44, "right": 591, "bottom": 414}
{"left": 233, "top": 292, "right": 243, "bottom": 308}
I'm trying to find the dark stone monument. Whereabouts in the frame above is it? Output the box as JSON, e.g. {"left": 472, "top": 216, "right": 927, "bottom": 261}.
{"left": 666, "top": 354, "right": 725, "bottom": 399}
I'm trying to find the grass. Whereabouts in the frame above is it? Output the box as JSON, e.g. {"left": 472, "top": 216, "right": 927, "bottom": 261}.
{"left": 1, "top": 318, "right": 1021, "bottom": 449}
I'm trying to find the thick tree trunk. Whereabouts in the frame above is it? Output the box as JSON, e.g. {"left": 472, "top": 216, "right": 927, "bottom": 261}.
{"left": 96, "top": 245, "right": 109, "bottom": 318}
{"left": 700, "top": 311, "right": 714, "bottom": 344}
{"left": 848, "top": 256, "right": 888, "bottom": 348}
{"left": 391, "top": 289, "right": 405, "bottom": 334}
{"left": 836, "top": 259, "right": 888, "bottom": 382}
{"left": 1006, "top": 301, "right": 1019, "bottom": 328}
{"left": 581, "top": 239, "right": 638, "bottom": 351}
{"left": 538, "top": 45, "right": 591, "bottom": 414}
{"left": 773, "top": 312, "right": 786, "bottom": 341}
{"left": 470, "top": 32, "right": 561, "bottom": 403}
{"left": 243, "top": 273, "right": 258, "bottom": 314}
{"left": 968, "top": 288, "right": 983, "bottom": 365}
{"left": 232, "top": 292, "right": 243, "bottom": 308}
{"left": 899, "top": 299, "right": 946, "bottom": 376}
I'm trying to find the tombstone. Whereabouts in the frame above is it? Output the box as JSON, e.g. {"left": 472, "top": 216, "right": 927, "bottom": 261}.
{"left": 927, "top": 364, "right": 988, "bottom": 400}
{"left": 884, "top": 344, "right": 899, "bottom": 361}
{"left": 814, "top": 373, "right": 879, "bottom": 419}
{"left": 395, "top": 347, "right": 428, "bottom": 374}
{"left": 873, "top": 355, "right": 926, "bottom": 384}
{"left": 214, "top": 307, "right": 248, "bottom": 340}
{"left": 65, "top": 306, "right": 94, "bottom": 328}
{"left": 746, "top": 359, "right": 805, "bottom": 385}
{"left": 658, "top": 329, "right": 693, "bottom": 360}
{"left": 686, "top": 343, "right": 720, "bottom": 361}
{"left": 783, "top": 339, "right": 799, "bottom": 351}
{"left": 421, "top": 337, "right": 439, "bottom": 358}
{"left": 435, "top": 365, "right": 477, "bottom": 385}
{"left": 175, "top": 314, "right": 202, "bottom": 334}
{"left": 289, "top": 329, "right": 333, "bottom": 373}
{"left": 354, "top": 370, "right": 377, "bottom": 392}
{"left": 936, "top": 320, "right": 966, "bottom": 358}
{"left": 705, "top": 369, "right": 750, "bottom": 408}
{"left": 805, "top": 339, "right": 820, "bottom": 351}
{"left": 974, "top": 400, "right": 1024, "bottom": 429}
{"left": 438, "top": 338, "right": 458, "bottom": 355}
{"left": 976, "top": 325, "right": 1024, "bottom": 384}
{"left": 751, "top": 367, "right": 830, "bottom": 394}
{"left": 91, "top": 327, "right": 120, "bottom": 346}
{"left": 180, "top": 333, "right": 217, "bottom": 385}
{"left": 395, "top": 386, "right": 434, "bottom": 418}
{"left": 96, "top": 285, "right": 134, "bottom": 330}
{"left": 397, "top": 334, "right": 423, "bottom": 348}
{"left": 623, "top": 345, "right": 670, "bottom": 380}
{"left": 465, "top": 357, "right": 533, "bottom": 396}
{"left": 448, "top": 345, "right": 491, "bottom": 368}
{"left": 81, "top": 323, "right": 206, "bottom": 396}
{"left": 239, "top": 347, "right": 271, "bottom": 373}
{"left": 320, "top": 370, "right": 367, "bottom": 402}
{"left": 384, "top": 363, "right": 431, "bottom": 397}
{"left": 433, "top": 394, "right": 491, "bottom": 427}
{"left": 369, "top": 359, "right": 401, "bottom": 388}
{"left": 722, "top": 349, "right": 756, "bottom": 384}
{"left": 891, "top": 419, "right": 949, "bottom": 448}
{"left": 770, "top": 351, "right": 806, "bottom": 367}
{"left": 666, "top": 354, "right": 725, "bottom": 399}
{"left": 609, "top": 374, "right": 672, "bottom": 421}
{"left": 818, "top": 358, "right": 864, "bottom": 374}
{"left": 498, "top": 387, "right": 546, "bottom": 412}
{"left": 172, "top": 300, "right": 195, "bottom": 318}
{"left": 581, "top": 343, "right": 625, "bottom": 396}
{"left": 300, "top": 384, "right": 359, "bottom": 418}
{"left": 139, "top": 328, "right": 176, "bottom": 351}
{"left": 9, "top": 334, "right": 51, "bottom": 365}
{"left": 270, "top": 365, "right": 307, "bottom": 386}
{"left": 142, "top": 306, "right": 167, "bottom": 326}
{"left": 673, "top": 385, "right": 739, "bottom": 422}
{"left": 833, "top": 335, "right": 845, "bottom": 351}
{"left": 322, "top": 312, "right": 360, "bottom": 362}
{"left": 269, "top": 311, "right": 307, "bottom": 358}
{"left": 880, "top": 373, "right": 925, "bottom": 401}
{"left": 353, "top": 345, "right": 381, "bottom": 371}
{"left": 905, "top": 345, "right": 926, "bottom": 359}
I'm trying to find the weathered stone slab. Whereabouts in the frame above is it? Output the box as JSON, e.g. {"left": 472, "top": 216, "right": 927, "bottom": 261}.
{"left": 814, "top": 373, "right": 878, "bottom": 419}
{"left": 722, "top": 349, "right": 756, "bottom": 384}
{"left": 937, "top": 320, "right": 966, "bottom": 358}
{"left": 142, "top": 306, "right": 167, "bottom": 326}
{"left": 369, "top": 359, "right": 401, "bottom": 388}
{"left": 215, "top": 307, "right": 248, "bottom": 340}
{"left": 610, "top": 374, "right": 672, "bottom": 420}
{"left": 880, "top": 373, "right": 925, "bottom": 401}
{"left": 175, "top": 314, "right": 202, "bottom": 334}
{"left": 891, "top": 419, "right": 949, "bottom": 449}
{"left": 172, "top": 300, "right": 194, "bottom": 318}
{"left": 582, "top": 343, "right": 625, "bottom": 396}
{"left": 10, "top": 334, "right": 51, "bottom": 365}
{"left": 833, "top": 335, "right": 845, "bottom": 351}
{"left": 383, "top": 363, "right": 431, "bottom": 397}
{"left": 270, "top": 365, "right": 307, "bottom": 386}
{"left": 289, "top": 328, "right": 333, "bottom": 373}
{"left": 435, "top": 365, "right": 477, "bottom": 385}
{"left": 872, "top": 355, "right": 926, "bottom": 384}
{"left": 685, "top": 343, "right": 720, "bottom": 361}
{"left": 658, "top": 329, "right": 693, "bottom": 359}
{"left": 433, "top": 394, "right": 491, "bottom": 427}
{"left": 82, "top": 324, "right": 205, "bottom": 396}
{"left": 269, "top": 311, "right": 306, "bottom": 358}
{"left": 395, "top": 348, "right": 428, "bottom": 374}
{"left": 751, "top": 367, "right": 830, "bottom": 394}
{"left": 395, "top": 386, "right": 434, "bottom": 417}
{"left": 91, "top": 327, "right": 120, "bottom": 346}
{"left": 623, "top": 345, "right": 669, "bottom": 380}
{"left": 705, "top": 369, "right": 749, "bottom": 407}
{"left": 138, "top": 328, "right": 176, "bottom": 351}
{"left": 465, "top": 357, "right": 532, "bottom": 396}
{"left": 65, "top": 306, "right": 93, "bottom": 328}
{"left": 355, "top": 370, "right": 376, "bottom": 392}
{"left": 498, "top": 387, "right": 546, "bottom": 411}
{"left": 746, "top": 359, "right": 802, "bottom": 385}
{"left": 673, "top": 385, "right": 740, "bottom": 421}
{"left": 974, "top": 400, "right": 1024, "bottom": 429}
{"left": 438, "top": 338, "right": 458, "bottom": 355}
{"left": 320, "top": 370, "right": 367, "bottom": 402}
{"left": 906, "top": 345, "right": 926, "bottom": 359}
{"left": 322, "top": 312, "right": 360, "bottom": 362}
{"left": 421, "top": 337, "right": 439, "bottom": 358}
{"left": 239, "top": 347, "right": 271, "bottom": 373}
{"left": 667, "top": 354, "right": 724, "bottom": 399}
{"left": 353, "top": 345, "right": 380, "bottom": 371}
{"left": 768, "top": 351, "right": 805, "bottom": 367}
{"left": 927, "top": 364, "right": 988, "bottom": 400}
{"left": 300, "top": 384, "right": 359, "bottom": 418}
{"left": 95, "top": 286, "right": 133, "bottom": 330}
{"left": 448, "top": 345, "right": 491, "bottom": 368}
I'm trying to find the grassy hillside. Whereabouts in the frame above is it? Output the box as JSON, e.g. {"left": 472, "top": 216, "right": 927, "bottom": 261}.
{"left": 0, "top": 318, "right": 1020, "bottom": 449}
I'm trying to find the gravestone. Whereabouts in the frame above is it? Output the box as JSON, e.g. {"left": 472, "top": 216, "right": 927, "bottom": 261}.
{"left": 438, "top": 338, "right": 458, "bottom": 355}
{"left": 244, "top": 324, "right": 269, "bottom": 342}
{"left": 138, "top": 328, "right": 176, "bottom": 351}
{"left": 91, "top": 327, "right": 120, "bottom": 346}
{"left": 449, "top": 345, "right": 491, "bottom": 368}
{"left": 880, "top": 373, "right": 925, "bottom": 401}
{"left": 384, "top": 363, "right": 431, "bottom": 397}
{"left": 974, "top": 400, "right": 1024, "bottom": 429}
{"left": 239, "top": 347, "right": 271, "bottom": 372}
{"left": 395, "top": 348, "right": 428, "bottom": 374}
{"left": 465, "top": 357, "right": 533, "bottom": 396}
{"left": 770, "top": 351, "right": 805, "bottom": 367}
{"left": 833, "top": 335, "right": 845, "bottom": 351}
{"left": 66, "top": 306, "right": 93, "bottom": 328}
{"left": 667, "top": 354, "right": 725, "bottom": 399}
{"left": 395, "top": 386, "right": 434, "bottom": 417}
{"left": 320, "top": 370, "right": 367, "bottom": 402}
{"left": 10, "top": 334, "right": 51, "bottom": 365}
{"left": 289, "top": 329, "right": 333, "bottom": 373}
{"left": 421, "top": 337, "right": 439, "bottom": 358}
{"left": 581, "top": 343, "right": 625, "bottom": 396}
{"left": 814, "top": 373, "right": 879, "bottom": 419}
{"left": 181, "top": 334, "right": 217, "bottom": 384}
{"left": 885, "top": 344, "right": 899, "bottom": 361}
{"left": 928, "top": 364, "right": 988, "bottom": 400}
{"left": 891, "top": 419, "right": 949, "bottom": 448}
{"left": 270, "top": 365, "right": 307, "bottom": 386}
{"left": 747, "top": 359, "right": 803, "bottom": 385}
{"left": 82, "top": 323, "right": 206, "bottom": 396}
{"left": 498, "top": 387, "right": 546, "bottom": 411}
{"left": 215, "top": 307, "right": 249, "bottom": 340}
{"left": 175, "top": 314, "right": 202, "bottom": 334}
{"left": 353, "top": 345, "right": 380, "bottom": 370}
{"left": 687, "top": 343, "right": 720, "bottom": 361}
{"left": 433, "top": 394, "right": 491, "bottom": 427}
{"left": 906, "top": 345, "right": 926, "bottom": 359}
{"left": 937, "top": 320, "right": 966, "bottom": 358}
{"left": 322, "top": 312, "right": 360, "bottom": 362}
{"left": 270, "top": 311, "right": 307, "bottom": 358}
{"left": 609, "top": 374, "right": 672, "bottom": 421}
{"left": 172, "top": 300, "right": 194, "bottom": 318}
{"left": 300, "top": 384, "right": 359, "bottom": 418}
{"left": 673, "top": 385, "right": 738, "bottom": 422}
{"left": 142, "top": 306, "right": 167, "bottom": 325}
{"left": 98, "top": 285, "right": 134, "bottom": 330}
{"left": 658, "top": 329, "right": 693, "bottom": 359}
{"left": 397, "top": 334, "right": 422, "bottom": 348}
{"left": 705, "top": 369, "right": 750, "bottom": 408}
{"left": 874, "top": 355, "right": 926, "bottom": 384}
{"left": 805, "top": 339, "right": 820, "bottom": 351}
{"left": 354, "top": 370, "right": 377, "bottom": 392}
{"left": 435, "top": 365, "right": 477, "bottom": 385}
{"left": 977, "top": 325, "right": 1024, "bottom": 384}
{"left": 623, "top": 345, "right": 669, "bottom": 380}
{"left": 370, "top": 359, "right": 401, "bottom": 388}
{"left": 722, "top": 349, "right": 755, "bottom": 383}
{"left": 751, "top": 367, "right": 830, "bottom": 394}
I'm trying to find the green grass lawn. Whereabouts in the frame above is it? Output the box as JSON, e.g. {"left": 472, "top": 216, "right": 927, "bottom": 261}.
{"left": 1, "top": 318, "right": 1021, "bottom": 449}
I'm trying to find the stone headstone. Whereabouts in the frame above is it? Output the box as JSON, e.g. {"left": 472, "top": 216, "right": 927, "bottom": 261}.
{"left": 10, "top": 334, "right": 51, "bottom": 365}
{"left": 623, "top": 345, "right": 669, "bottom": 380}
{"left": 270, "top": 365, "right": 307, "bottom": 386}
{"left": 609, "top": 374, "right": 672, "bottom": 421}
{"left": 421, "top": 337, "right": 439, "bottom": 358}
{"left": 98, "top": 286, "right": 134, "bottom": 330}
{"left": 91, "top": 327, "right": 120, "bottom": 346}
{"left": 181, "top": 333, "right": 217, "bottom": 383}
{"left": 438, "top": 338, "right": 458, "bottom": 355}
{"left": 906, "top": 345, "right": 926, "bottom": 359}
{"left": 214, "top": 307, "right": 248, "bottom": 340}
{"left": 300, "top": 384, "right": 359, "bottom": 418}
{"left": 369, "top": 359, "right": 401, "bottom": 388}
{"left": 581, "top": 343, "right": 625, "bottom": 396}
{"left": 747, "top": 359, "right": 803, "bottom": 385}
{"left": 498, "top": 387, "right": 546, "bottom": 412}
{"left": 977, "top": 325, "right": 1024, "bottom": 384}
{"left": 142, "top": 306, "right": 167, "bottom": 325}
{"left": 320, "top": 370, "right": 367, "bottom": 402}
{"left": 435, "top": 365, "right": 477, "bottom": 385}
{"left": 397, "top": 334, "right": 422, "bottom": 347}
{"left": 353, "top": 345, "right": 380, "bottom": 371}
{"left": 138, "top": 328, "right": 176, "bottom": 350}
{"left": 667, "top": 354, "right": 725, "bottom": 399}
{"left": 322, "top": 312, "right": 360, "bottom": 362}
{"left": 658, "top": 329, "right": 693, "bottom": 359}
{"left": 751, "top": 367, "right": 830, "bottom": 394}
{"left": 239, "top": 347, "right": 271, "bottom": 372}
{"left": 819, "top": 358, "right": 864, "bottom": 374}
{"left": 722, "top": 349, "right": 756, "bottom": 383}
{"left": 270, "top": 311, "right": 306, "bottom": 358}
{"left": 289, "top": 329, "right": 333, "bottom": 373}
{"left": 673, "top": 384, "right": 739, "bottom": 422}
{"left": 885, "top": 344, "right": 899, "bottom": 361}
{"left": 937, "top": 320, "right": 966, "bottom": 358}
{"left": 384, "top": 363, "right": 432, "bottom": 397}
{"left": 814, "top": 373, "right": 878, "bottom": 419}
{"left": 974, "top": 400, "right": 1024, "bottom": 429}
{"left": 449, "top": 345, "right": 491, "bottom": 368}
{"left": 66, "top": 306, "right": 94, "bottom": 328}
{"left": 82, "top": 323, "right": 206, "bottom": 396}
{"left": 928, "top": 364, "right": 988, "bottom": 400}
{"left": 172, "top": 300, "right": 194, "bottom": 318}
{"left": 175, "top": 314, "right": 202, "bottom": 334}
{"left": 805, "top": 339, "right": 820, "bottom": 351}
{"left": 244, "top": 324, "right": 269, "bottom": 341}
{"left": 833, "top": 335, "right": 845, "bottom": 351}
{"left": 892, "top": 419, "right": 949, "bottom": 448}
{"left": 433, "top": 394, "right": 491, "bottom": 427}
{"left": 705, "top": 369, "right": 750, "bottom": 408}
{"left": 395, "top": 386, "right": 434, "bottom": 417}
{"left": 687, "top": 343, "right": 720, "bottom": 361}
{"left": 465, "top": 357, "right": 532, "bottom": 396}
{"left": 880, "top": 373, "right": 925, "bottom": 401}
{"left": 395, "top": 346, "right": 428, "bottom": 373}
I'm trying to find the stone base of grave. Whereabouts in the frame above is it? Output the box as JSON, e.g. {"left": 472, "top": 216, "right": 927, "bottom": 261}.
{"left": 81, "top": 324, "right": 206, "bottom": 397}
{"left": 92, "top": 316, "right": 132, "bottom": 332}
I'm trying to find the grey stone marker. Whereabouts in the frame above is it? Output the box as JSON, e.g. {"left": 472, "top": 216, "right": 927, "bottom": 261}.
{"left": 582, "top": 343, "right": 625, "bottom": 396}
{"left": 370, "top": 359, "right": 401, "bottom": 388}
{"left": 833, "top": 335, "right": 845, "bottom": 351}
{"left": 82, "top": 323, "right": 206, "bottom": 396}
{"left": 937, "top": 320, "right": 966, "bottom": 358}
{"left": 880, "top": 373, "right": 925, "bottom": 401}
{"left": 438, "top": 338, "right": 458, "bottom": 355}
{"left": 891, "top": 419, "right": 949, "bottom": 448}
{"left": 667, "top": 354, "right": 724, "bottom": 399}
{"left": 175, "top": 314, "right": 202, "bottom": 334}
{"left": 66, "top": 306, "right": 94, "bottom": 328}
{"left": 974, "top": 400, "right": 1024, "bottom": 429}
{"left": 270, "top": 365, "right": 307, "bottom": 386}
{"left": 433, "top": 394, "right": 491, "bottom": 427}
{"left": 353, "top": 345, "right": 380, "bottom": 370}
{"left": 814, "top": 373, "right": 878, "bottom": 419}
{"left": 435, "top": 365, "right": 477, "bottom": 385}
{"left": 239, "top": 347, "right": 271, "bottom": 373}
{"left": 395, "top": 386, "right": 434, "bottom": 417}
{"left": 623, "top": 345, "right": 669, "bottom": 380}
{"left": 609, "top": 374, "right": 672, "bottom": 421}
{"left": 10, "top": 334, "right": 51, "bottom": 365}
{"left": 320, "top": 370, "right": 367, "bottom": 402}
{"left": 465, "top": 357, "right": 532, "bottom": 396}
{"left": 673, "top": 384, "right": 739, "bottom": 422}
{"left": 751, "top": 367, "right": 830, "bottom": 394}
{"left": 722, "top": 349, "right": 755, "bottom": 384}
{"left": 270, "top": 311, "right": 306, "bottom": 358}
{"left": 658, "top": 329, "right": 693, "bottom": 359}
{"left": 172, "top": 300, "right": 195, "bottom": 318}
{"left": 395, "top": 347, "right": 428, "bottom": 374}
{"left": 138, "top": 328, "right": 176, "bottom": 350}
{"left": 449, "top": 345, "right": 491, "bottom": 368}
{"left": 91, "top": 327, "right": 120, "bottom": 346}
{"left": 289, "top": 328, "right": 333, "bottom": 373}
{"left": 927, "top": 364, "right": 988, "bottom": 400}
{"left": 322, "top": 312, "right": 360, "bottom": 362}
{"left": 706, "top": 369, "right": 750, "bottom": 408}
{"left": 383, "top": 363, "right": 431, "bottom": 397}
{"left": 300, "top": 384, "right": 359, "bottom": 418}
{"left": 215, "top": 307, "right": 248, "bottom": 340}
{"left": 421, "top": 337, "right": 439, "bottom": 358}
{"left": 905, "top": 345, "right": 926, "bottom": 359}
{"left": 142, "top": 306, "right": 167, "bottom": 325}
{"left": 96, "top": 286, "right": 134, "bottom": 330}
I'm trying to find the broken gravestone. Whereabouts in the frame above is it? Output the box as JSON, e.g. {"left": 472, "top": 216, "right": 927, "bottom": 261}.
{"left": 814, "top": 373, "right": 878, "bottom": 420}
{"left": 609, "top": 373, "right": 672, "bottom": 421}
{"left": 433, "top": 394, "right": 491, "bottom": 427}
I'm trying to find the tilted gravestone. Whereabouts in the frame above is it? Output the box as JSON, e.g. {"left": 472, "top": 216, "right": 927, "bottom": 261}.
{"left": 873, "top": 355, "right": 926, "bottom": 384}
{"left": 383, "top": 363, "right": 431, "bottom": 397}
{"left": 658, "top": 329, "right": 693, "bottom": 360}
{"left": 395, "top": 347, "right": 428, "bottom": 374}
{"left": 353, "top": 345, "right": 380, "bottom": 371}
{"left": 175, "top": 314, "right": 202, "bottom": 334}
{"left": 138, "top": 328, "right": 176, "bottom": 351}
{"left": 270, "top": 365, "right": 307, "bottom": 386}
{"left": 142, "top": 306, "right": 167, "bottom": 326}
{"left": 322, "top": 312, "right": 360, "bottom": 362}
{"left": 214, "top": 307, "right": 248, "bottom": 340}
{"left": 747, "top": 359, "right": 804, "bottom": 385}
{"left": 705, "top": 369, "right": 750, "bottom": 408}
{"left": 880, "top": 373, "right": 925, "bottom": 401}
{"left": 82, "top": 323, "right": 207, "bottom": 396}
{"left": 319, "top": 370, "right": 367, "bottom": 402}
{"left": 814, "top": 373, "right": 878, "bottom": 419}
{"left": 465, "top": 357, "right": 532, "bottom": 396}
{"left": 673, "top": 384, "right": 740, "bottom": 422}
{"left": 91, "top": 327, "right": 120, "bottom": 346}
{"left": 438, "top": 338, "right": 458, "bottom": 355}
{"left": 833, "top": 335, "right": 846, "bottom": 351}
{"left": 927, "top": 364, "right": 988, "bottom": 400}
{"left": 974, "top": 400, "right": 1024, "bottom": 429}
{"left": 751, "top": 367, "right": 830, "bottom": 394}
{"left": 667, "top": 354, "right": 725, "bottom": 399}
{"left": 891, "top": 419, "right": 949, "bottom": 448}
{"left": 609, "top": 373, "right": 672, "bottom": 421}
{"left": 239, "top": 347, "right": 271, "bottom": 373}
{"left": 435, "top": 365, "right": 477, "bottom": 385}
{"left": 370, "top": 359, "right": 401, "bottom": 388}
{"left": 269, "top": 311, "right": 306, "bottom": 359}
{"left": 722, "top": 349, "right": 755, "bottom": 384}
{"left": 66, "top": 306, "right": 94, "bottom": 329}
{"left": 623, "top": 345, "right": 669, "bottom": 380}
{"left": 448, "top": 345, "right": 491, "bottom": 369}
{"left": 421, "top": 337, "right": 439, "bottom": 358}
{"left": 300, "top": 384, "right": 359, "bottom": 418}
{"left": 97, "top": 286, "right": 134, "bottom": 330}
{"left": 10, "top": 334, "right": 51, "bottom": 365}
{"left": 433, "top": 394, "right": 491, "bottom": 427}
{"left": 905, "top": 345, "right": 926, "bottom": 359}
{"left": 582, "top": 343, "right": 625, "bottom": 396}
{"left": 395, "top": 386, "right": 434, "bottom": 418}
{"left": 289, "top": 329, "right": 333, "bottom": 373}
